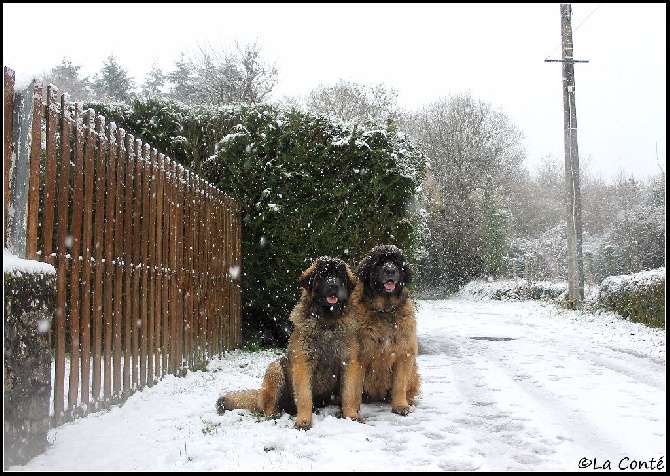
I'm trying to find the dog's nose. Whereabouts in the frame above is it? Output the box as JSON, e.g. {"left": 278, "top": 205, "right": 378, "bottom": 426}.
{"left": 325, "top": 276, "right": 341, "bottom": 289}
{"left": 382, "top": 262, "right": 399, "bottom": 279}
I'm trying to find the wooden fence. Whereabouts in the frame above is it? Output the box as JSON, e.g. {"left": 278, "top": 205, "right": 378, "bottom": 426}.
{"left": 4, "top": 66, "right": 242, "bottom": 426}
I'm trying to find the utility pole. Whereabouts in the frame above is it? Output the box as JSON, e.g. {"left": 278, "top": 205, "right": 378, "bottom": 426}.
{"left": 546, "top": 4, "right": 586, "bottom": 307}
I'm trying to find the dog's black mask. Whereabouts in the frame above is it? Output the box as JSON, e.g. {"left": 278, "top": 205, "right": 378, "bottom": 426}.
{"left": 300, "top": 257, "right": 355, "bottom": 317}
{"left": 355, "top": 244, "right": 414, "bottom": 297}
{"left": 371, "top": 260, "right": 403, "bottom": 295}
{"left": 314, "top": 274, "right": 349, "bottom": 312}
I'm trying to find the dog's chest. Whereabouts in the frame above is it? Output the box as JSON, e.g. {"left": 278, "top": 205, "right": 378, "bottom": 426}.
{"left": 304, "top": 323, "right": 351, "bottom": 359}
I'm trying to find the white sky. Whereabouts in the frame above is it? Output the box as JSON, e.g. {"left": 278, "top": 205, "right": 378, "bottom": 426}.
{"left": 2, "top": 3, "right": 666, "bottom": 182}
{"left": 6, "top": 279, "right": 665, "bottom": 471}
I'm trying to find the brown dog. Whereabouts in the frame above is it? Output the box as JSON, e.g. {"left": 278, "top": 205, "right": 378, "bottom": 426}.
{"left": 352, "top": 244, "right": 420, "bottom": 415}
{"left": 216, "top": 256, "right": 362, "bottom": 430}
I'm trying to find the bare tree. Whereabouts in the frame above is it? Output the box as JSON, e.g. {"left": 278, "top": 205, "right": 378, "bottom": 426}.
{"left": 305, "top": 79, "right": 400, "bottom": 125}
{"left": 168, "top": 40, "right": 278, "bottom": 106}
{"left": 405, "top": 92, "right": 526, "bottom": 292}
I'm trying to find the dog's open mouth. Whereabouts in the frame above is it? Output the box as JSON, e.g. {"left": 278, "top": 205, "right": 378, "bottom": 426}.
{"left": 384, "top": 280, "right": 396, "bottom": 292}
{"left": 327, "top": 294, "right": 339, "bottom": 305}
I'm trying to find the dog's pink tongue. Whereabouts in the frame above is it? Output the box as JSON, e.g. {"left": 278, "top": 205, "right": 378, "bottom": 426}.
{"left": 384, "top": 282, "right": 396, "bottom": 291}
{"left": 327, "top": 296, "right": 338, "bottom": 305}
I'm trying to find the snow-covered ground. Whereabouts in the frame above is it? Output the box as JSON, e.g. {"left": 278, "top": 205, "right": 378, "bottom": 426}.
{"left": 6, "top": 289, "right": 666, "bottom": 471}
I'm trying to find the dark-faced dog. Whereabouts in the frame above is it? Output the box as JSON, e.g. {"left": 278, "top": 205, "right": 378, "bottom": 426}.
{"left": 216, "top": 256, "right": 362, "bottom": 430}
{"left": 352, "top": 244, "right": 420, "bottom": 415}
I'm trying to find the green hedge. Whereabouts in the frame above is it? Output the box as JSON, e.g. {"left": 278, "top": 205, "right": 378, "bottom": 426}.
{"left": 85, "top": 99, "right": 427, "bottom": 345}
{"left": 598, "top": 268, "right": 665, "bottom": 328}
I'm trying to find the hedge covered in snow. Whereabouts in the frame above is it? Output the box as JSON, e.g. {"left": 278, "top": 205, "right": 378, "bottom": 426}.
{"left": 460, "top": 268, "right": 665, "bottom": 329}
{"left": 598, "top": 267, "right": 665, "bottom": 328}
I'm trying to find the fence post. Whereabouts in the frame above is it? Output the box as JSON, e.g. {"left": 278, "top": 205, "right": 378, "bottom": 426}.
{"left": 6, "top": 79, "right": 37, "bottom": 258}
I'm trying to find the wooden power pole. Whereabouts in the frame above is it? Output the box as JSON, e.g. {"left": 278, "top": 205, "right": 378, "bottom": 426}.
{"left": 547, "top": 4, "right": 586, "bottom": 306}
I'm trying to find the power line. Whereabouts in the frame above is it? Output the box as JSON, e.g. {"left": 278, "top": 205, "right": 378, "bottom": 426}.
{"left": 544, "top": 3, "right": 602, "bottom": 61}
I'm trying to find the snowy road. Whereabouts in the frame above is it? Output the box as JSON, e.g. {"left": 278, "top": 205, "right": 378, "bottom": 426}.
{"left": 415, "top": 299, "right": 665, "bottom": 471}
{"left": 8, "top": 296, "right": 666, "bottom": 472}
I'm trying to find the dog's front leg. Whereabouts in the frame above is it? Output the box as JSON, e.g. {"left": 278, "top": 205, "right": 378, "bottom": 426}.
{"left": 290, "top": 354, "right": 313, "bottom": 430}
{"left": 390, "top": 355, "right": 413, "bottom": 416}
{"left": 340, "top": 358, "right": 364, "bottom": 423}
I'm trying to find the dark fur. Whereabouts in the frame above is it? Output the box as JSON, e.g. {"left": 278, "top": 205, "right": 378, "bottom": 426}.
{"left": 216, "top": 257, "right": 362, "bottom": 430}
{"left": 352, "top": 244, "right": 420, "bottom": 415}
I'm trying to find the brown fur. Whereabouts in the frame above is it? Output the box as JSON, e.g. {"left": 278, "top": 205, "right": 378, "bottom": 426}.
{"left": 216, "top": 256, "right": 363, "bottom": 430}
{"left": 352, "top": 244, "right": 420, "bottom": 416}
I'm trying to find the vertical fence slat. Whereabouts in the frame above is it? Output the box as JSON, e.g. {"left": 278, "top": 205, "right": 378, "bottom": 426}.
{"left": 185, "top": 173, "right": 198, "bottom": 365}
{"left": 122, "top": 133, "right": 135, "bottom": 395}
{"left": 234, "top": 201, "right": 242, "bottom": 347}
{"left": 215, "top": 190, "right": 222, "bottom": 353}
{"left": 113, "top": 128, "right": 126, "bottom": 399}
{"left": 42, "top": 85, "right": 58, "bottom": 266}
{"left": 204, "top": 188, "right": 213, "bottom": 359}
{"left": 92, "top": 115, "right": 106, "bottom": 404}
{"left": 147, "top": 147, "right": 158, "bottom": 385}
{"left": 161, "top": 157, "right": 171, "bottom": 377}
{"left": 103, "top": 122, "right": 117, "bottom": 402}
{"left": 222, "top": 192, "right": 231, "bottom": 350}
{"left": 172, "top": 160, "right": 180, "bottom": 373}
{"left": 131, "top": 140, "right": 142, "bottom": 388}
{"left": 67, "top": 103, "right": 85, "bottom": 413}
{"left": 140, "top": 143, "right": 151, "bottom": 387}
{"left": 198, "top": 186, "right": 208, "bottom": 362}
{"left": 181, "top": 170, "right": 190, "bottom": 369}
{"left": 193, "top": 185, "right": 202, "bottom": 365}
{"left": 80, "top": 109, "right": 96, "bottom": 409}
{"left": 175, "top": 165, "right": 185, "bottom": 371}
{"left": 26, "top": 82, "right": 42, "bottom": 260}
{"left": 53, "top": 93, "right": 71, "bottom": 423}
{"left": 154, "top": 152, "right": 165, "bottom": 379}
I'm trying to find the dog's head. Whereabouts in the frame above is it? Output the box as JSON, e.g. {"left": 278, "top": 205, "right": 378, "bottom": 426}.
{"left": 355, "top": 244, "right": 413, "bottom": 297}
{"left": 299, "top": 256, "right": 357, "bottom": 317}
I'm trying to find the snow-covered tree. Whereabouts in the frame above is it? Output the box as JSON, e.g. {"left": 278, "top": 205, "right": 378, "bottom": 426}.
{"left": 141, "top": 62, "right": 167, "bottom": 98}
{"left": 40, "top": 57, "right": 91, "bottom": 102}
{"left": 91, "top": 54, "right": 136, "bottom": 102}
{"left": 166, "top": 53, "right": 199, "bottom": 104}
{"left": 166, "top": 40, "right": 278, "bottom": 106}
{"left": 305, "top": 80, "right": 401, "bottom": 125}
{"left": 405, "top": 92, "right": 526, "bottom": 293}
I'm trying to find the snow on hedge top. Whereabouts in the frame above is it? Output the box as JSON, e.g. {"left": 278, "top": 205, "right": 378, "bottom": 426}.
{"left": 3, "top": 248, "right": 56, "bottom": 275}
{"left": 600, "top": 267, "right": 666, "bottom": 294}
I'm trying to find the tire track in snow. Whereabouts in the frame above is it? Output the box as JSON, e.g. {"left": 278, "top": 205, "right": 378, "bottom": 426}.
{"left": 415, "top": 298, "right": 666, "bottom": 471}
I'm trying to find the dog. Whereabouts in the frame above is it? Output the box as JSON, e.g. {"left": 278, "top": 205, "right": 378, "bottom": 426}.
{"left": 352, "top": 244, "right": 420, "bottom": 415}
{"left": 216, "top": 256, "right": 363, "bottom": 430}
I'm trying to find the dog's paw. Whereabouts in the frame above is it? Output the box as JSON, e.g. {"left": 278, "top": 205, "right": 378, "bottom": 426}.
{"left": 338, "top": 410, "right": 366, "bottom": 424}
{"left": 392, "top": 405, "right": 411, "bottom": 416}
{"left": 294, "top": 419, "right": 312, "bottom": 431}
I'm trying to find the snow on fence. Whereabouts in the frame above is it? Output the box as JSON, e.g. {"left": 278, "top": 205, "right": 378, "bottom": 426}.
{"left": 4, "top": 66, "right": 242, "bottom": 426}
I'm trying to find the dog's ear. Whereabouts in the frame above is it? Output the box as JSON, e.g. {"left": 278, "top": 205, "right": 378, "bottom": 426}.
{"left": 298, "top": 261, "right": 318, "bottom": 292}
{"left": 387, "top": 246, "right": 414, "bottom": 286}
{"left": 344, "top": 264, "right": 357, "bottom": 295}
{"left": 400, "top": 255, "right": 414, "bottom": 285}
{"left": 354, "top": 252, "right": 375, "bottom": 282}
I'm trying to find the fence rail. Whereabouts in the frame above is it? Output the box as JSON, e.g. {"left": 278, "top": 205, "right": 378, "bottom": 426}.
{"left": 4, "top": 66, "right": 242, "bottom": 426}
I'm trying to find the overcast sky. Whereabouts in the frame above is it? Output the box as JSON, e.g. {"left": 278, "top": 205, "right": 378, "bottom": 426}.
{"left": 3, "top": 3, "right": 666, "bottom": 182}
